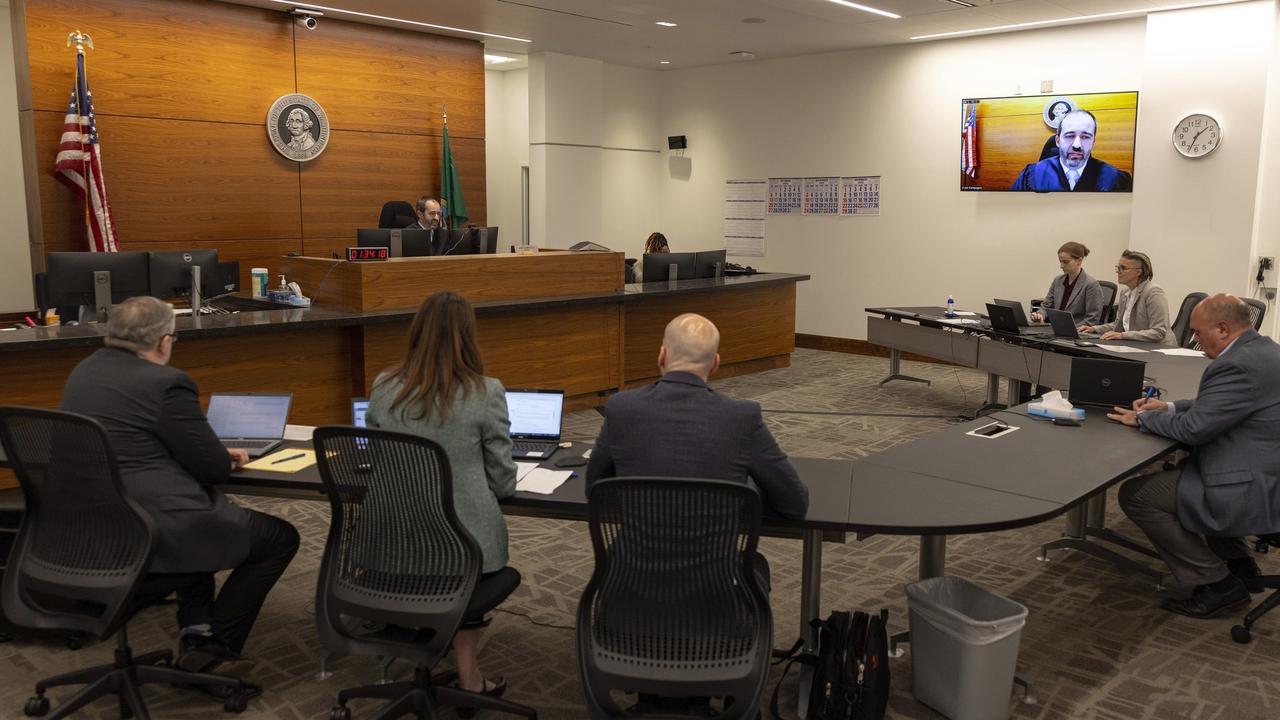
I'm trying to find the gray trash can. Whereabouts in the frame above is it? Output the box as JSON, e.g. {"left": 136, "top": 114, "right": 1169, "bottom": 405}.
{"left": 905, "top": 576, "right": 1028, "bottom": 720}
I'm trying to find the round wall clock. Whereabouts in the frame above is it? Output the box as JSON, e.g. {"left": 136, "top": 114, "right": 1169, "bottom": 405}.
{"left": 1172, "top": 113, "right": 1221, "bottom": 158}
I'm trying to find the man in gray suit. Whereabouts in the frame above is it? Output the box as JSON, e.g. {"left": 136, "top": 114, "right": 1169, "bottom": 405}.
{"left": 1110, "top": 294, "right": 1280, "bottom": 618}
{"left": 586, "top": 313, "right": 809, "bottom": 521}
{"left": 60, "top": 297, "right": 299, "bottom": 691}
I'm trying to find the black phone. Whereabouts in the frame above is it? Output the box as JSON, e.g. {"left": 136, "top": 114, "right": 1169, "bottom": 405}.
{"left": 1050, "top": 417, "right": 1081, "bottom": 427}
{"left": 974, "top": 422, "right": 1012, "bottom": 438}
{"left": 554, "top": 456, "right": 587, "bottom": 468}
{"left": 1074, "top": 340, "right": 1096, "bottom": 347}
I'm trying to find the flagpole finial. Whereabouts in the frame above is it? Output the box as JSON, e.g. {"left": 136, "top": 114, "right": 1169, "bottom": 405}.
{"left": 66, "top": 30, "right": 94, "bottom": 53}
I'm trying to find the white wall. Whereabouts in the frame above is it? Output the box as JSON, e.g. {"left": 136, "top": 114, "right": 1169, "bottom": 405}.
{"left": 485, "top": 68, "right": 528, "bottom": 247}
{"left": 1131, "top": 1, "right": 1276, "bottom": 309}
{"left": 0, "top": 0, "right": 33, "bottom": 313}
{"left": 659, "top": 19, "right": 1148, "bottom": 340}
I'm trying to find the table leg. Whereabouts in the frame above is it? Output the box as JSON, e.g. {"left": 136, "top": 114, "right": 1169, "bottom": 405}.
{"left": 797, "top": 528, "right": 823, "bottom": 718}
{"left": 975, "top": 373, "right": 1007, "bottom": 416}
{"left": 919, "top": 534, "right": 947, "bottom": 579}
{"left": 878, "top": 318, "right": 931, "bottom": 386}
{"left": 1039, "top": 493, "right": 1163, "bottom": 585}
{"left": 1082, "top": 492, "right": 1161, "bottom": 558}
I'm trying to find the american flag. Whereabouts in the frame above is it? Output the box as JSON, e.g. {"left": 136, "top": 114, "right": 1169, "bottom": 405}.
{"left": 961, "top": 101, "right": 979, "bottom": 179}
{"left": 52, "top": 52, "right": 118, "bottom": 253}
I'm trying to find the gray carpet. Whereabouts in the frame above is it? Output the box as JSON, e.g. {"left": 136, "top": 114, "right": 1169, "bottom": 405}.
{"left": 4, "top": 349, "right": 1280, "bottom": 719}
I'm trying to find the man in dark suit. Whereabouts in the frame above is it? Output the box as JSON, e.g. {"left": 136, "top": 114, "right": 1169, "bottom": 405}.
{"left": 1111, "top": 294, "right": 1280, "bottom": 618}
{"left": 59, "top": 297, "right": 299, "bottom": 690}
{"left": 586, "top": 312, "right": 809, "bottom": 533}
{"left": 1011, "top": 110, "right": 1133, "bottom": 192}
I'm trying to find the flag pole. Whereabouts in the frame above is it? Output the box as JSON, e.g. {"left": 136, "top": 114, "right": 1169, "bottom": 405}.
{"left": 66, "top": 31, "right": 94, "bottom": 246}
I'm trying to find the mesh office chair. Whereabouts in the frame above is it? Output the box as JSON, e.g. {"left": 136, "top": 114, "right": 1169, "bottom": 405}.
{"left": 577, "top": 478, "right": 772, "bottom": 719}
{"left": 1231, "top": 534, "right": 1280, "bottom": 644}
{"left": 379, "top": 200, "right": 418, "bottom": 229}
{"left": 1170, "top": 292, "right": 1208, "bottom": 348}
{"left": 312, "top": 426, "right": 536, "bottom": 720}
{"left": 1243, "top": 297, "right": 1266, "bottom": 330}
{"left": 1098, "top": 281, "right": 1118, "bottom": 323}
{"left": 0, "top": 407, "right": 247, "bottom": 719}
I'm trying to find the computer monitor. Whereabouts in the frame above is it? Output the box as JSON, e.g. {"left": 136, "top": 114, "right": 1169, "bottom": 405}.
{"left": 218, "top": 260, "right": 241, "bottom": 294}
{"left": 149, "top": 250, "right": 221, "bottom": 303}
{"left": 642, "top": 252, "right": 696, "bottom": 283}
{"left": 46, "top": 251, "right": 151, "bottom": 318}
{"left": 474, "top": 226, "right": 499, "bottom": 254}
{"left": 356, "top": 228, "right": 441, "bottom": 257}
{"left": 693, "top": 249, "right": 727, "bottom": 279}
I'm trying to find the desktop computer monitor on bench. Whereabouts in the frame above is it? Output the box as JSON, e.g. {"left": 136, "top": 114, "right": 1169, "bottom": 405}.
{"left": 149, "top": 250, "right": 221, "bottom": 314}
{"left": 357, "top": 228, "right": 442, "bottom": 257}
{"left": 46, "top": 251, "right": 152, "bottom": 322}
{"left": 643, "top": 252, "right": 696, "bottom": 283}
{"left": 693, "top": 249, "right": 727, "bottom": 279}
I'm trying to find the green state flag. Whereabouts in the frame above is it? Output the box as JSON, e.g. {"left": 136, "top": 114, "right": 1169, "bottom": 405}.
{"left": 440, "top": 119, "right": 468, "bottom": 228}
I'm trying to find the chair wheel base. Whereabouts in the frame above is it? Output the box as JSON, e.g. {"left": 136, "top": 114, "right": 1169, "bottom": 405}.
{"left": 24, "top": 695, "right": 50, "bottom": 717}
{"left": 329, "top": 704, "right": 352, "bottom": 720}
{"left": 223, "top": 691, "right": 249, "bottom": 714}
{"left": 1231, "top": 624, "right": 1252, "bottom": 644}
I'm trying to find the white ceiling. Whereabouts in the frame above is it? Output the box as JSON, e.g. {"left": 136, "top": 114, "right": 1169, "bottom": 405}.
{"left": 226, "top": 0, "right": 1247, "bottom": 70}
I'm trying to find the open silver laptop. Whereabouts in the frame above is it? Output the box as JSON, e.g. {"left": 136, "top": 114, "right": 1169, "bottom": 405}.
{"left": 206, "top": 392, "right": 292, "bottom": 458}
{"left": 506, "top": 389, "right": 564, "bottom": 459}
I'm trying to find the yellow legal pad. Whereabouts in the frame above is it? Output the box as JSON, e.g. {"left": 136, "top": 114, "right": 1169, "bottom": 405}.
{"left": 243, "top": 448, "right": 317, "bottom": 474}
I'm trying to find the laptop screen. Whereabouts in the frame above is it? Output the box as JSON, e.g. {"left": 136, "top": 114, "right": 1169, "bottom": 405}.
{"left": 506, "top": 390, "right": 564, "bottom": 441}
{"left": 207, "top": 393, "right": 292, "bottom": 440}
{"left": 352, "top": 398, "right": 369, "bottom": 427}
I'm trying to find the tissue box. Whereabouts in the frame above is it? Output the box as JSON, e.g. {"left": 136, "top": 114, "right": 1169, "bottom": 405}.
{"left": 1027, "top": 404, "right": 1086, "bottom": 422}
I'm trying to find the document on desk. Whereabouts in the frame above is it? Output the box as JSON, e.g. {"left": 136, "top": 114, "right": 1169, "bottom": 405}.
{"left": 515, "top": 461, "right": 539, "bottom": 482}
{"left": 243, "top": 448, "right": 317, "bottom": 473}
{"left": 1096, "top": 345, "right": 1148, "bottom": 353}
{"left": 1153, "top": 347, "right": 1206, "bottom": 357}
{"left": 516, "top": 468, "right": 572, "bottom": 495}
{"left": 284, "top": 424, "right": 316, "bottom": 441}
{"left": 939, "top": 318, "right": 981, "bottom": 325}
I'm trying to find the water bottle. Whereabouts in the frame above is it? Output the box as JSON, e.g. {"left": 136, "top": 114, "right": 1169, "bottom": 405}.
{"left": 946, "top": 295, "right": 956, "bottom": 318}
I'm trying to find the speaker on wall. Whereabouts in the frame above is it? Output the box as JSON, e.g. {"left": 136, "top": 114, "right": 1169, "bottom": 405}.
{"left": 668, "top": 135, "right": 687, "bottom": 150}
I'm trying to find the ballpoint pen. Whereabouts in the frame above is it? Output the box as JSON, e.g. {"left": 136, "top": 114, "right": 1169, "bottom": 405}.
{"left": 271, "top": 453, "right": 306, "bottom": 465}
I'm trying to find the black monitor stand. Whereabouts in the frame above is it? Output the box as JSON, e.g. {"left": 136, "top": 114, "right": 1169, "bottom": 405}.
{"left": 92, "top": 270, "right": 113, "bottom": 322}
{"left": 190, "top": 265, "right": 203, "bottom": 316}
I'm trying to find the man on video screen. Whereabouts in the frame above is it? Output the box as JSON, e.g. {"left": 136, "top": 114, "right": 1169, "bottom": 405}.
{"left": 1011, "top": 109, "right": 1132, "bottom": 192}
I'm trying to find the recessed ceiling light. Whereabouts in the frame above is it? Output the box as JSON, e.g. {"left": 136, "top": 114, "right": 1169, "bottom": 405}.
{"left": 912, "top": 0, "right": 1247, "bottom": 40}
{"left": 484, "top": 54, "right": 516, "bottom": 64}
{"left": 659, "top": 60, "right": 671, "bottom": 64}
{"left": 822, "top": 0, "right": 901, "bottom": 20}
{"left": 942, "top": 0, "right": 977, "bottom": 7}
{"left": 655, "top": 21, "right": 678, "bottom": 27}
{"left": 271, "top": 1, "right": 532, "bottom": 42}
{"left": 742, "top": 17, "right": 767, "bottom": 24}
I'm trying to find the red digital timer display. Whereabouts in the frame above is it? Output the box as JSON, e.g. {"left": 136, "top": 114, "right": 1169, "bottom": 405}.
{"left": 347, "top": 246, "right": 390, "bottom": 262}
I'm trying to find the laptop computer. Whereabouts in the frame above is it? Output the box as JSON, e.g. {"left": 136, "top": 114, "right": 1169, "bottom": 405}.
{"left": 1068, "top": 357, "right": 1146, "bottom": 409}
{"left": 984, "top": 303, "right": 1046, "bottom": 336}
{"left": 506, "top": 389, "right": 564, "bottom": 459}
{"left": 1045, "top": 308, "right": 1099, "bottom": 340}
{"left": 993, "top": 298, "right": 1050, "bottom": 327}
{"left": 351, "top": 397, "right": 369, "bottom": 427}
{"left": 206, "top": 392, "right": 292, "bottom": 458}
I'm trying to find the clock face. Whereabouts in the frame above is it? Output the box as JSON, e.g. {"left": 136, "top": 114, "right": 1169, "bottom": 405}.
{"left": 1173, "top": 114, "right": 1221, "bottom": 158}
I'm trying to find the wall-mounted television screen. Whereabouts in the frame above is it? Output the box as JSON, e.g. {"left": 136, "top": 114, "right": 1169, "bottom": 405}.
{"left": 960, "top": 91, "right": 1138, "bottom": 192}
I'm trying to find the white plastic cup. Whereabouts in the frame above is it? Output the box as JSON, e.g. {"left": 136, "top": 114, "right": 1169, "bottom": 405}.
{"left": 251, "top": 268, "right": 269, "bottom": 299}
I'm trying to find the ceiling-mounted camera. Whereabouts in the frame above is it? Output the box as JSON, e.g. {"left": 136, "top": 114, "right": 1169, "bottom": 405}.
{"left": 291, "top": 8, "right": 322, "bottom": 30}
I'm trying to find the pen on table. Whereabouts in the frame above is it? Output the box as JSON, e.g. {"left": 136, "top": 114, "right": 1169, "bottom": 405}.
{"left": 270, "top": 453, "right": 306, "bottom": 465}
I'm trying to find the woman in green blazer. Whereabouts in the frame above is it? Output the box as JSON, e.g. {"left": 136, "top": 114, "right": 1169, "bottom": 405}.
{"left": 366, "top": 290, "right": 518, "bottom": 708}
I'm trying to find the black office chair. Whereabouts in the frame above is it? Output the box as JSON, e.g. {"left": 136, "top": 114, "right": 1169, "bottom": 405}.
{"left": 1231, "top": 533, "right": 1280, "bottom": 644}
{"left": 378, "top": 200, "right": 417, "bottom": 229}
{"left": 1098, "top": 281, "right": 1118, "bottom": 323}
{"left": 1171, "top": 292, "right": 1208, "bottom": 348}
{"left": 577, "top": 477, "right": 772, "bottom": 719}
{"left": 312, "top": 426, "right": 537, "bottom": 720}
{"left": 1244, "top": 297, "right": 1266, "bottom": 330}
{"left": 0, "top": 407, "right": 247, "bottom": 719}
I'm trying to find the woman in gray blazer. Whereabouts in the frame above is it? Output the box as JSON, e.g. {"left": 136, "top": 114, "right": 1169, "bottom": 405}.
{"left": 1081, "top": 250, "right": 1174, "bottom": 345}
{"left": 367, "top": 291, "right": 518, "bottom": 707}
{"left": 1030, "top": 241, "right": 1104, "bottom": 325}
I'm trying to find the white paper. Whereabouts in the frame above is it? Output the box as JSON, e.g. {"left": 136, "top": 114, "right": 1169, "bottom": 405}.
{"left": 724, "top": 178, "right": 766, "bottom": 257}
{"left": 1096, "top": 345, "right": 1149, "bottom": 353}
{"left": 515, "top": 461, "right": 539, "bottom": 481}
{"left": 516, "top": 468, "right": 573, "bottom": 495}
{"left": 953, "top": 311, "right": 977, "bottom": 316}
{"left": 1153, "top": 348, "right": 1206, "bottom": 357}
{"left": 284, "top": 424, "right": 316, "bottom": 441}
{"left": 939, "top": 318, "right": 981, "bottom": 325}
{"left": 839, "top": 176, "right": 881, "bottom": 216}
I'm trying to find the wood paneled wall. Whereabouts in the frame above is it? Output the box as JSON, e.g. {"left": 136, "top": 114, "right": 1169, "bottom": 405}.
{"left": 14, "top": 0, "right": 486, "bottom": 289}
{"left": 964, "top": 92, "right": 1137, "bottom": 191}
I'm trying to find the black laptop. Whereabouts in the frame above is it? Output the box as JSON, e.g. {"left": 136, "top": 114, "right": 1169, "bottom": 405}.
{"left": 1068, "top": 357, "right": 1146, "bottom": 409}
{"left": 993, "top": 298, "right": 1049, "bottom": 327}
{"left": 1045, "top": 308, "right": 1099, "bottom": 339}
{"left": 984, "top": 303, "right": 1047, "bottom": 336}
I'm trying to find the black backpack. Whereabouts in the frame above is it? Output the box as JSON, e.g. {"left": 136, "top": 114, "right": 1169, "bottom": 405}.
{"left": 771, "top": 609, "right": 891, "bottom": 720}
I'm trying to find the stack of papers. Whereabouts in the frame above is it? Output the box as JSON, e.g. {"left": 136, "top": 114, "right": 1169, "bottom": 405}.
{"left": 1153, "top": 348, "right": 1206, "bottom": 357}
{"left": 243, "top": 448, "right": 317, "bottom": 473}
{"left": 939, "top": 318, "right": 981, "bottom": 325}
{"left": 516, "top": 468, "right": 573, "bottom": 495}
{"left": 1097, "top": 345, "right": 1148, "bottom": 353}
